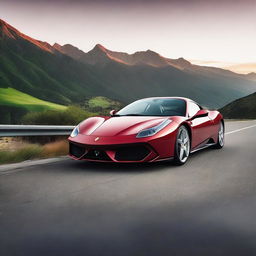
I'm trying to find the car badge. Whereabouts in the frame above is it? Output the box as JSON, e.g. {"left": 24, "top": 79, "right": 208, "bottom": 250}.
{"left": 94, "top": 150, "right": 100, "bottom": 156}
{"left": 95, "top": 137, "right": 100, "bottom": 141}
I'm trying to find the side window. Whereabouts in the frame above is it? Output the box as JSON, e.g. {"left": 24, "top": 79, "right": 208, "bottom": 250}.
{"left": 188, "top": 102, "right": 201, "bottom": 117}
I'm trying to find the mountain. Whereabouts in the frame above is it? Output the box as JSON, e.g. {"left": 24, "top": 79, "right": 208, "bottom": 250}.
{"left": 1, "top": 18, "right": 256, "bottom": 114}
{"left": 245, "top": 72, "right": 256, "bottom": 81}
{"left": 55, "top": 43, "right": 174, "bottom": 67}
{"left": 55, "top": 43, "right": 197, "bottom": 70}
{"left": 54, "top": 43, "right": 242, "bottom": 76}
{"left": 54, "top": 43, "right": 256, "bottom": 108}
{"left": 220, "top": 92, "right": 256, "bottom": 119}
{"left": 53, "top": 43, "right": 85, "bottom": 59}
{"left": 55, "top": 42, "right": 256, "bottom": 85}
{"left": 0, "top": 19, "right": 54, "bottom": 53}
{"left": 0, "top": 19, "right": 112, "bottom": 105}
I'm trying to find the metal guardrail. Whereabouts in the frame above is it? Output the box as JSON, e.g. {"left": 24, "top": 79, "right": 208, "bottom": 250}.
{"left": 0, "top": 125, "right": 74, "bottom": 137}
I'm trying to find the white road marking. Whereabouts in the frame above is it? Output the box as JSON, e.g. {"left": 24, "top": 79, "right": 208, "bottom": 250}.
{"left": 225, "top": 123, "right": 256, "bottom": 135}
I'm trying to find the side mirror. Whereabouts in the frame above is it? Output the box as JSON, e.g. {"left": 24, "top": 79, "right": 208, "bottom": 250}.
{"left": 193, "top": 109, "right": 208, "bottom": 119}
{"left": 110, "top": 110, "right": 117, "bottom": 116}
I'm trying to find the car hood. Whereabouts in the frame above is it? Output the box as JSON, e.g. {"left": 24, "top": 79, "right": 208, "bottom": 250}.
{"left": 79, "top": 116, "right": 172, "bottom": 136}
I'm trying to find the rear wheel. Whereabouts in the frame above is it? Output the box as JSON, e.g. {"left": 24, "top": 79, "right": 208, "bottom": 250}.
{"left": 173, "top": 125, "right": 190, "bottom": 165}
{"left": 213, "top": 121, "right": 224, "bottom": 149}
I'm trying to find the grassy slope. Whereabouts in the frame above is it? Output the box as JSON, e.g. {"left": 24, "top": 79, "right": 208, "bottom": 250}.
{"left": 89, "top": 96, "right": 112, "bottom": 109}
{"left": 88, "top": 96, "right": 122, "bottom": 109}
{"left": 0, "top": 87, "right": 67, "bottom": 111}
{"left": 220, "top": 92, "right": 256, "bottom": 119}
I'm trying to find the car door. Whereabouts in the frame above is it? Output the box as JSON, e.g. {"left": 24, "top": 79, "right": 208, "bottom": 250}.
{"left": 188, "top": 101, "right": 213, "bottom": 148}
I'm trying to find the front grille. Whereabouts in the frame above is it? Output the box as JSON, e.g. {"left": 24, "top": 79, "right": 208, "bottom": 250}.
{"left": 83, "top": 150, "right": 112, "bottom": 161}
{"left": 70, "top": 142, "right": 152, "bottom": 162}
{"left": 115, "top": 145, "right": 150, "bottom": 161}
{"left": 69, "top": 143, "right": 86, "bottom": 158}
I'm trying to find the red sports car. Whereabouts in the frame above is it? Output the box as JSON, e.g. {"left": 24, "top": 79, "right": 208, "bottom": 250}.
{"left": 68, "top": 97, "right": 224, "bottom": 165}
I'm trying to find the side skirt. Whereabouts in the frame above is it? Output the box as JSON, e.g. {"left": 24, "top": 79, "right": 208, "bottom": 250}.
{"left": 190, "top": 142, "right": 216, "bottom": 154}
{"left": 154, "top": 157, "right": 174, "bottom": 162}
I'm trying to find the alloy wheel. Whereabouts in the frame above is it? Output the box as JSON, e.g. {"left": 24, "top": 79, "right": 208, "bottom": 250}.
{"left": 218, "top": 122, "right": 224, "bottom": 147}
{"left": 176, "top": 126, "right": 190, "bottom": 163}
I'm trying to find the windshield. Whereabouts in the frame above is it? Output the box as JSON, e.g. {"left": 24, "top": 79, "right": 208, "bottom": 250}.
{"left": 116, "top": 98, "right": 186, "bottom": 116}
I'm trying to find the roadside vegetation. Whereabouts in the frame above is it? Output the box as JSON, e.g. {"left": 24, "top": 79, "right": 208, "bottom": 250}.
{"left": 22, "top": 105, "right": 95, "bottom": 125}
{"left": 87, "top": 96, "right": 122, "bottom": 113}
{"left": 83, "top": 96, "right": 123, "bottom": 115}
{"left": 0, "top": 140, "right": 68, "bottom": 165}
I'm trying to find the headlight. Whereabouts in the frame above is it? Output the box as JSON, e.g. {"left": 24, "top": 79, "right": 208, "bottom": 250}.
{"left": 136, "top": 119, "right": 172, "bottom": 138}
{"left": 70, "top": 125, "right": 79, "bottom": 137}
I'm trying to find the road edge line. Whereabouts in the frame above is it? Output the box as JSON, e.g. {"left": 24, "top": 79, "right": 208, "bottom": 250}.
{"left": 225, "top": 123, "right": 256, "bottom": 135}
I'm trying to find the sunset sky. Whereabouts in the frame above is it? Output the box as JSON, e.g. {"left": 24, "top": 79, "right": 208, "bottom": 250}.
{"left": 1, "top": 0, "right": 256, "bottom": 72}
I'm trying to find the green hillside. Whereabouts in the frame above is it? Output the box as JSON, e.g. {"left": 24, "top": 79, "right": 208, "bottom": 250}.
{"left": 87, "top": 96, "right": 122, "bottom": 111}
{"left": 0, "top": 87, "right": 66, "bottom": 111}
{"left": 220, "top": 92, "right": 256, "bottom": 119}
{"left": 89, "top": 96, "right": 113, "bottom": 109}
{"left": 0, "top": 87, "right": 66, "bottom": 124}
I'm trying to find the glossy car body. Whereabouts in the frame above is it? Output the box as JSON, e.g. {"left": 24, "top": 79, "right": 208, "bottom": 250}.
{"left": 68, "top": 97, "right": 224, "bottom": 163}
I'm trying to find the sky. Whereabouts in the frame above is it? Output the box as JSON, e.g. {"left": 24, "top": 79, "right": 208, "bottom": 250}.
{"left": 1, "top": 0, "right": 256, "bottom": 71}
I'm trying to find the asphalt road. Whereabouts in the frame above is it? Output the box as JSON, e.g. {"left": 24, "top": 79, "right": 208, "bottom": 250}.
{"left": 1, "top": 120, "right": 256, "bottom": 256}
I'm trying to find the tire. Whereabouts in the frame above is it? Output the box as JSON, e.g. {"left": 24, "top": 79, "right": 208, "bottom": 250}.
{"left": 173, "top": 125, "right": 190, "bottom": 165}
{"left": 213, "top": 121, "right": 224, "bottom": 149}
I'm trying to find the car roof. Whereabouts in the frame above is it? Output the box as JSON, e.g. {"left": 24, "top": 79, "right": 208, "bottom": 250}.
{"left": 137, "top": 96, "right": 194, "bottom": 102}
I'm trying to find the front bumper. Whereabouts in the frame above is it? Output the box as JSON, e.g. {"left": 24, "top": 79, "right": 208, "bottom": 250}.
{"left": 68, "top": 131, "right": 177, "bottom": 163}
{"left": 69, "top": 142, "right": 158, "bottom": 162}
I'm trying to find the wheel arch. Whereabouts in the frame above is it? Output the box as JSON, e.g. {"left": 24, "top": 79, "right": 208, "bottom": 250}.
{"left": 220, "top": 118, "right": 225, "bottom": 132}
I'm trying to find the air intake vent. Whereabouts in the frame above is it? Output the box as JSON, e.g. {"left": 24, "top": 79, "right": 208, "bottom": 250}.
{"left": 115, "top": 145, "right": 150, "bottom": 161}
{"left": 69, "top": 143, "right": 86, "bottom": 158}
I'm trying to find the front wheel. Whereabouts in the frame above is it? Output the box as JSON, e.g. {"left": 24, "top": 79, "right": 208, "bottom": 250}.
{"left": 173, "top": 125, "right": 190, "bottom": 165}
{"left": 213, "top": 121, "right": 224, "bottom": 149}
